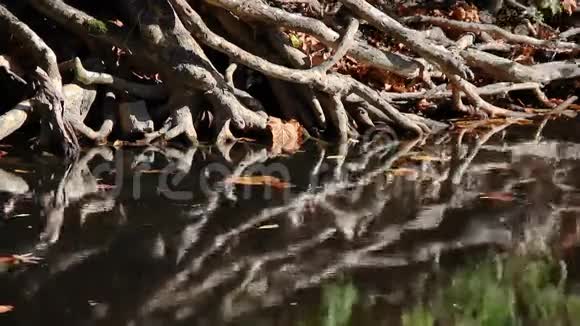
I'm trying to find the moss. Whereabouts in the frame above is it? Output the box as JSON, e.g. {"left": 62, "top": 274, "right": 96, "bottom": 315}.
{"left": 85, "top": 19, "right": 108, "bottom": 35}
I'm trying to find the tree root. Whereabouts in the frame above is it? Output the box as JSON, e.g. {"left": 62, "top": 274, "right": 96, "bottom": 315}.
{"left": 145, "top": 97, "right": 199, "bottom": 146}
{"left": 171, "top": 0, "right": 425, "bottom": 135}
{"left": 0, "top": 0, "right": 572, "bottom": 150}
{"left": 73, "top": 58, "right": 168, "bottom": 100}
{"left": 205, "top": 0, "right": 422, "bottom": 78}
{"left": 405, "top": 15, "right": 580, "bottom": 52}
{"left": 337, "top": 0, "right": 473, "bottom": 79}
{"left": 0, "top": 100, "right": 31, "bottom": 142}
{"left": 1, "top": 4, "right": 78, "bottom": 157}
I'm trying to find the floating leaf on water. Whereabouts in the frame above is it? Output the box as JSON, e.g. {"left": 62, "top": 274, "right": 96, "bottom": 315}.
{"left": 258, "top": 224, "right": 280, "bottom": 230}
{"left": 267, "top": 117, "right": 304, "bottom": 155}
{"left": 0, "top": 305, "right": 14, "bottom": 314}
{"left": 479, "top": 192, "right": 515, "bottom": 202}
{"left": 224, "top": 175, "right": 291, "bottom": 190}
{"left": 0, "top": 253, "right": 41, "bottom": 266}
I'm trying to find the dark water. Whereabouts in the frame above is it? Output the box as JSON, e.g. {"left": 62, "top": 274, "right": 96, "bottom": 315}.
{"left": 2, "top": 118, "right": 580, "bottom": 325}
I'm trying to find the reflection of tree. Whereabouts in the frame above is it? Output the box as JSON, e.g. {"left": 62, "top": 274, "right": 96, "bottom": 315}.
{"left": 2, "top": 125, "right": 580, "bottom": 325}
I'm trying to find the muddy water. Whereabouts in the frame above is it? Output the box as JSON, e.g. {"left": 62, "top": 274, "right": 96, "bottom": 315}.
{"left": 1, "top": 118, "right": 580, "bottom": 325}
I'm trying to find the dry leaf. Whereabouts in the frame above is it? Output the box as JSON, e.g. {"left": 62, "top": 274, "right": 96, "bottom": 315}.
{"left": 562, "top": 0, "right": 577, "bottom": 14}
{"left": 0, "top": 254, "right": 41, "bottom": 265}
{"left": 224, "top": 175, "right": 291, "bottom": 190}
{"left": 267, "top": 117, "right": 304, "bottom": 154}
{"left": 0, "top": 305, "right": 13, "bottom": 314}
{"left": 388, "top": 168, "right": 419, "bottom": 177}
{"left": 108, "top": 19, "right": 124, "bottom": 27}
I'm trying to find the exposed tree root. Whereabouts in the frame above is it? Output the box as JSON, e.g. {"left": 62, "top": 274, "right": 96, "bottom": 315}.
{"left": 0, "top": 4, "right": 78, "bottom": 157}
{"left": 405, "top": 15, "right": 580, "bottom": 52}
{"left": 0, "top": 100, "right": 31, "bottom": 142}
{"left": 73, "top": 58, "right": 168, "bottom": 100}
{"left": 0, "top": 0, "right": 576, "bottom": 153}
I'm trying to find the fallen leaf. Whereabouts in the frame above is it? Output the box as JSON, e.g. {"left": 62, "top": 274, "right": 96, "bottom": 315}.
{"left": 224, "top": 175, "right": 291, "bottom": 190}
{"left": 562, "top": 0, "right": 577, "bottom": 15}
{"left": 0, "top": 305, "right": 13, "bottom": 314}
{"left": 479, "top": 192, "right": 515, "bottom": 202}
{"left": 388, "top": 168, "right": 419, "bottom": 177}
{"left": 108, "top": 19, "right": 124, "bottom": 27}
{"left": 289, "top": 33, "right": 303, "bottom": 48}
{"left": 0, "top": 253, "right": 41, "bottom": 266}
{"left": 267, "top": 117, "right": 304, "bottom": 155}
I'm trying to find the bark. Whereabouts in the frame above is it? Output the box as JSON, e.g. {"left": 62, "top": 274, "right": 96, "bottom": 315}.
{"left": 0, "top": 4, "right": 79, "bottom": 157}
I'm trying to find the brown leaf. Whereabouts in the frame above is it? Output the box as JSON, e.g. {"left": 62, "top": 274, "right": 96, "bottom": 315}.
{"left": 0, "top": 305, "right": 14, "bottom": 314}
{"left": 267, "top": 117, "right": 304, "bottom": 155}
{"left": 108, "top": 19, "right": 124, "bottom": 27}
{"left": 388, "top": 168, "right": 419, "bottom": 177}
{"left": 0, "top": 254, "right": 41, "bottom": 266}
{"left": 224, "top": 175, "right": 291, "bottom": 190}
{"left": 562, "top": 0, "right": 577, "bottom": 15}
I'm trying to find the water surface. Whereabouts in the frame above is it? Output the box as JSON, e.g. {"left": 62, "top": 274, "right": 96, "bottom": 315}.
{"left": 2, "top": 118, "right": 580, "bottom": 325}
